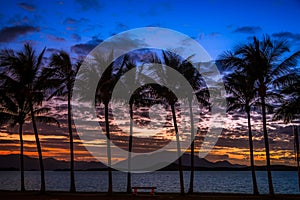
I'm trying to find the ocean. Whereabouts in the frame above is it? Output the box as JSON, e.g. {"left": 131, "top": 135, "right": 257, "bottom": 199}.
{"left": 0, "top": 171, "right": 299, "bottom": 194}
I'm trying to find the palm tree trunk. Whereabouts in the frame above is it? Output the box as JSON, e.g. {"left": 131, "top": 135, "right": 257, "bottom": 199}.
{"left": 188, "top": 99, "right": 195, "bottom": 194}
{"left": 246, "top": 110, "right": 259, "bottom": 194}
{"left": 104, "top": 103, "right": 113, "bottom": 194}
{"left": 29, "top": 102, "right": 45, "bottom": 193}
{"left": 19, "top": 123, "right": 25, "bottom": 192}
{"left": 126, "top": 103, "right": 133, "bottom": 193}
{"left": 293, "top": 125, "right": 300, "bottom": 191}
{"left": 68, "top": 90, "right": 76, "bottom": 192}
{"left": 261, "top": 96, "right": 274, "bottom": 195}
{"left": 171, "top": 104, "right": 185, "bottom": 195}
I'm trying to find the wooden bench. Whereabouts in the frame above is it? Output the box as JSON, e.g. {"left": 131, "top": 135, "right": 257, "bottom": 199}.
{"left": 132, "top": 186, "right": 157, "bottom": 195}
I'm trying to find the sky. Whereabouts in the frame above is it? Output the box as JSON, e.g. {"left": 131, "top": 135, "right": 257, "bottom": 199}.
{"left": 0, "top": 0, "right": 300, "bottom": 167}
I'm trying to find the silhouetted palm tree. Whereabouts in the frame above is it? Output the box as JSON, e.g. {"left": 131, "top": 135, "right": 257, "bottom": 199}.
{"left": 147, "top": 51, "right": 184, "bottom": 195}
{"left": 178, "top": 59, "right": 210, "bottom": 194}
{"left": 49, "top": 51, "right": 82, "bottom": 192}
{"left": 219, "top": 35, "right": 300, "bottom": 195}
{"left": 274, "top": 77, "right": 300, "bottom": 190}
{"left": 223, "top": 71, "right": 259, "bottom": 194}
{"left": 74, "top": 52, "right": 117, "bottom": 194}
{"left": 0, "top": 90, "right": 59, "bottom": 192}
{"left": 95, "top": 52, "right": 128, "bottom": 194}
{"left": 162, "top": 51, "right": 211, "bottom": 194}
{"left": 0, "top": 43, "right": 60, "bottom": 193}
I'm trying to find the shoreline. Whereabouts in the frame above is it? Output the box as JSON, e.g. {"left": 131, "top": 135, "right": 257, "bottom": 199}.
{"left": 1, "top": 191, "right": 300, "bottom": 200}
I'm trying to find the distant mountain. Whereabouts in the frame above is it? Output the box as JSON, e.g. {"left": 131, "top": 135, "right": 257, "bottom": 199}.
{"left": 0, "top": 154, "right": 106, "bottom": 171}
{"left": 113, "top": 152, "right": 246, "bottom": 171}
{"left": 0, "top": 154, "right": 296, "bottom": 171}
{"left": 175, "top": 153, "right": 245, "bottom": 168}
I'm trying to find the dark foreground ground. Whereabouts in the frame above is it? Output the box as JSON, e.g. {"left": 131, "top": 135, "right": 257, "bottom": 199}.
{"left": 1, "top": 191, "right": 300, "bottom": 200}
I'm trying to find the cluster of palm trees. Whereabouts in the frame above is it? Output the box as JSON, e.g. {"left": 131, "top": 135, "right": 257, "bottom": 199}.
{"left": 218, "top": 35, "right": 300, "bottom": 195}
{"left": 0, "top": 34, "right": 299, "bottom": 196}
{"left": 0, "top": 45, "right": 80, "bottom": 193}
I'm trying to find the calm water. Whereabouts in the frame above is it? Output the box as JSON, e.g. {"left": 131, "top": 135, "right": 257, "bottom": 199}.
{"left": 0, "top": 171, "right": 299, "bottom": 194}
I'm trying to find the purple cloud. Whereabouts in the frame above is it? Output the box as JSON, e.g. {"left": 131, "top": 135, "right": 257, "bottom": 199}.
{"left": 272, "top": 32, "right": 300, "bottom": 41}
{"left": 71, "top": 33, "right": 81, "bottom": 42}
{"left": 47, "top": 34, "right": 66, "bottom": 42}
{"left": 18, "top": 2, "right": 36, "bottom": 12}
{"left": 71, "top": 37, "right": 103, "bottom": 55}
{"left": 0, "top": 25, "right": 40, "bottom": 43}
{"left": 75, "top": 0, "right": 104, "bottom": 11}
{"left": 234, "top": 26, "right": 262, "bottom": 34}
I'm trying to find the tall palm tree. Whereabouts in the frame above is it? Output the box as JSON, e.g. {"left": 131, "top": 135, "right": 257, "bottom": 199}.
{"left": 0, "top": 90, "right": 59, "bottom": 192}
{"left": 219, "top": 35, "right": 300, "bottom": 195}
{"left": 49, "top": 51, "right": 81, "bottom": 192}
{"left": 147, "top": 51, "right": 184, "bottom": 195}
{"left": 178, "top": 59, "right": 210, "bottom": 194}
{"left": 223, "top": 71, "right": 259, "bottom": 194}
{"left": 75, "top": 52, "right": 121, "bottom": 194}
{"left": 0, "top": 43, "right": 60, "bottom": 193}
{"left": 95, "top": 52, "right": 128, "bottom": 194}
{"left": 274, "top": 77, "right": 300, "bottom": 190}
{"left": 162, "top": 51, "right": 211, "bottom": 194}
{"left": 0, "top": 87, "right": 26, "bottom": 192}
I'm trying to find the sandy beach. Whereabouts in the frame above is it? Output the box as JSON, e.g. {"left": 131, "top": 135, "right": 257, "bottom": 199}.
{"left": 1, "top": 191, "right": 300, "bottom": 200}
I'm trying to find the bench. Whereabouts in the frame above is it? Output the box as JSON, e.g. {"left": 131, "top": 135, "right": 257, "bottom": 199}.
{"left": 132, "top": 186, "right": 157, "bottom": 195}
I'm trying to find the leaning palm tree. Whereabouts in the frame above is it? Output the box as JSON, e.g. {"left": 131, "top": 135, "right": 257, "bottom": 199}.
{"left": 0, "top": 43, "right": 60, "bottom": 193}
{"left": 223, "top": 71, "right": 259, "bottom": 194}
{"left": 49, "top": 51, "right": 81, "bottom": 192}
{"left": 219, "top": 35, "right": 300, "bottom": 195}
{"left": 274, "top": 77, "right": 300, "bottom": 190}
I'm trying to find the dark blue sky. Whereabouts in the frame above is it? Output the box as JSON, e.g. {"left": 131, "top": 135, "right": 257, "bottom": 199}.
{"left": 0, "top": 0, "right": 300, "bottom": 165}
{"left": 0, "top": 0, "right": 300, "bottom": 59}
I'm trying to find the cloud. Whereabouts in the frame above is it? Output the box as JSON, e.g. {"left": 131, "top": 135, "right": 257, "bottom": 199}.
{"left": 209, "top": 32, "right": 221, "bottom": 37}
{"left": 71, "top": 33, "right": 81, "bottom": 42}
{"left": 46, "top": 48, "right": 59, "bottom": 53}
{"left": 233, "top": 26, "right": 262, "bottom": 34}
{"left": 0, "top": 25, "right": 39, "bottom": 43}
{"left": 18, "top": 2, "right": 36, "bottom": 12}
{"left": 71, "top": 37, "right": 103, "bottom": 55}
{"left": 47, "top": 34, "right": 66, "bottom": 42}
{"left": 272, "top": 32, "right": 300, "bottom": 41}
{"left": 64, "top": 18, "right": 77, "bottom": 24}
{"left": 63, "top": 17, "right": 88, "bottom": 25}
{"left": 205, "top": 154, "right": 229, "bottom": 161}
{"left": 75, "top": 0, "right": 104, "bottom": 11}
{"left": 115, "top": 22, "right": 128, "bottom": 31}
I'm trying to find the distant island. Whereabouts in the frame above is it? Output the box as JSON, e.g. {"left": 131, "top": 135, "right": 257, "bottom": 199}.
{"left": 0, "top": 154, "right": 297, "bottom": 171}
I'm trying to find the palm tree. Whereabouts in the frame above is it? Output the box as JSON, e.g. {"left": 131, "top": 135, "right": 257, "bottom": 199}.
{"left": 49, "top": 51, "right": 81, "bottom": 192}
{"left": 274, "top": 77, "right": 300, "bottom": 190}
{"left": 162, "top": 51, "right": 211, "bottom": 194}
{"left": 223, "top": 71, "right": 259, "bottom": 194}
{"left": 75, "top": 51, "right": 121, "bottom": 194}
{"left": 178, "top": 59, "right": 210, "bottom": 194}
{"left": 95, "top": 52, "right": 128, "bottom": 194}
{"left": 0, "top": 90, "right": 59, "bottom": 192}
{"left": 0, "top": 88, "right": 27, "bottom": 192}
{"left": 0, "top": 43, "right": 60, "bottom": 193}
{"left": 162, "top": 51, "right": 189, "bottom": 195}
{"left": 219, "top": 35, "right": 300, "bottom": 195}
